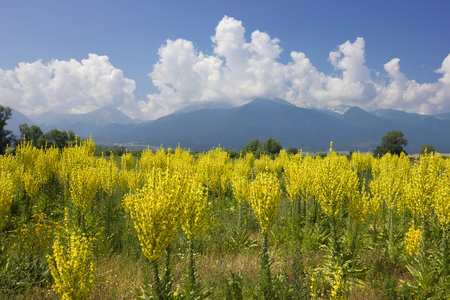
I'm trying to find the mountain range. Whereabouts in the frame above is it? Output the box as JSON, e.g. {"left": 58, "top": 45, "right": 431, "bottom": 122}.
{"left": 5, "top": 99, "right": 450, "bottom": 153}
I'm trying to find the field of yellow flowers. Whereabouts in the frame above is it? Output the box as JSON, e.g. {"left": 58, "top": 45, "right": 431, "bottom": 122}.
{"left": 1, "top": 139, "right": 450, "bottom": 299}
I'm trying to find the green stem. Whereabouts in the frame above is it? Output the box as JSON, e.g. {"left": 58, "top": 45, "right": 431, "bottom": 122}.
{"left": 163, "top": 246, "right": 172, "bottom": 290}
{"left": 260, "top": 231, "right": 273, "bottom": 299}
{"left": 330, "top": 215, "right": 338, "bottom": 256}
{"left": 388, "top": 207, "right": 393, "bottom": 259}
{"left": 152, "top": 261, "right": 162, "bottom": 300}
{"left": 187, "top": 237, "right": 196, "bottom": 291}
{"left": 442, "top": 226, "right": 448, "bottom": 278}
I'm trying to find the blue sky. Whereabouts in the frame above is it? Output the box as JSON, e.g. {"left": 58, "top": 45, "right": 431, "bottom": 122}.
{"left": 1, "top": 0, "right": 449, "bottom": 120}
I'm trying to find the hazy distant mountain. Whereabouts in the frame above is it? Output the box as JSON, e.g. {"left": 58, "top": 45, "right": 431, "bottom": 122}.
{"left": 103, "top": 98, "right": 374, "bottom": 151}
{"left": 173, "top": 101, "right": 234, "bottom": 114}
{"left": 5, "top": 99, "right": 450, "bottom": 152}
{"left": 29, "top": 106, "right": 137, "bottom": 127}
{"left": 434, "top": 112, "right": 450, "bottom": 120}
{"left": 5, "top": 108, "right": 35, "bottom": 136}
{"left": 110, "top": 99, "right": 448, "bottom": 152}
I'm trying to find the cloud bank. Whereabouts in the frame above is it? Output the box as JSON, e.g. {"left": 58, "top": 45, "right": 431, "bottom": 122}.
{"left": 0, "top": 54, "right": 136, "bottom": 116}
{"left": 143, "top": 16, "right": 450, "bottom": 119}
{"left": 1, "top": 16, "right": 449, "bottom": 120}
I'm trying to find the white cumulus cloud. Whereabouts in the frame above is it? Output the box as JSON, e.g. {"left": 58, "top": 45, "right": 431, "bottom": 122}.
{"left": 143, "top": 16, "right": 450, "bottom": 119}
{"left": 374, "top": 55, "right": 450, "bottom": 114}
{"left": 1, "top": 16, "right": 449, "bottom": 121}
{"left": 0, "top": 53, "right": 136, "bottom": 116}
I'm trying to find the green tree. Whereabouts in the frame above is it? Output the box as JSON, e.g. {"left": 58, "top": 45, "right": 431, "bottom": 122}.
{"left": 260, "top": 138, "right": 282, "bottom": 156}
{"left": 373, "top": 130, "right": 408, "bottom": 157}
{"left": 226, "top": 148, "right": 239, "bottom": 159}
{"left": 286, "top": 146, "right": 299, "bottom": 155}
{"left": 18, "top": 123, "right": 44, "bottom": 146}
{"left": 0, "top": 105, "right": 16, "bottom": 154}
{"left": 241, "top": 139, "right": 260, "bottom": 156}
{"left": 419, "top": 144, "right": 436, "bottom": 155}
{"left": 38, "top": 129, "right": 69, "bottom": 149}
{"left": 241, "top": 138, "right": 283, "bottom": 158}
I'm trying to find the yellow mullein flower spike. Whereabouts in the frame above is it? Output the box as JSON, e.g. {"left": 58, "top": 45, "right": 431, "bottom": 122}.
{"left": 312, "top": 152, "right": 359, "bottom": 217}
{"left": 434, "top": 171, "right": 450, "bottom": 228}
{"left": 23, "top": 170, "right": 40, "bottom": 199}
{"left": 182, "top": 174, "right": 209, "bottom": 240}
{"left": 47, "top": 227, "right": 95, "bottom": 300}
{"left": 404, "top": 221, "right": 422, "bottom": 256}
{"left": 121, "top": 152, "right": 134, "bottom": 171}
{"left": 0, "top": 170, "right": 14, "bottom": 224}
{"left": 69, "top": 167, "right": 100, "bottom": 213}
{"left": 403, "top": 151, "right": 442, "bottom": 218}
{"left": 126, "top": 167, "right": 185, "bottom": 262}
{"left": 249, "top": 172, "right": 282, "bottom": 233}
{"left": 348, "top": 179, "right": 372, "bottom": 224}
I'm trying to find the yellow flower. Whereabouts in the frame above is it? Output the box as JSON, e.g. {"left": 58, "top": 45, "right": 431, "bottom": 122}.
{"left": 69, "top": 167, "right": 100, "bottom": 213}
{"left": 403, "top": 152, "right": 442, "bottom": 218}
{"left": 34, "top": 146, "right": 60, "bottom": 184}
{"left": 182, "top": 173, "right": 209, "bottom": 240}
{"left": 230, "top": 155, "right": 253, "bottom": 202}
{"left": 249, "top": 172, "right": 282, "bottom": 233}
{"left": 15, "top": 140, "right": 40, "bottom": 172}
{"left": 350, "top": 151, "right": 373, "bottom": 173}
{"left": 47, "top": 228, "right": 95, "bottom": 300}
{"left": 312, "top": 152, "right": 359, "bottom": 217}
{"left": 254, "top": 154, "right": 283, "bottom": 177}
{"left": 196, "top": 146, "right": 232, "bottom": 192}
{"left": 283, "top": 153, "right": 315, "bottom": 202}
{"left": 23, "top": 170, "right": 40, "bottom": 199}
{"left": 404, "top": 221, "right": 422, "bottom": 256}
{"left": 330, "top": 264, "right": 347, "bottom": 300}
{"left": 0, "top": 170, "right": 14, "bottom": 223}
{"left": 121, "top": 152, "right": 135, "bottom": 171}
{"left": 348, "top": 179, "right": 372, "bottom": 224}
{"left": 434, "top": 171, "right": 450, "bottom": 228}
{"left": 97, "top": 155, "right": 119, "bottom": 196}
{"left": 125, "top": 167, "right": 185, "bottom": 262}
{"left": 370, "top": 153, "right": 409, "bottom": 215}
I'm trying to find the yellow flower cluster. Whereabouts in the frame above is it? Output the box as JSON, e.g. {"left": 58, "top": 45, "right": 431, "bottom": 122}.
{"left": 347, "top": 179, "right": 372, "bottom": 224}
{"left": 434, "top": 170, "right": 450, "bottom": 228}
{"left": 196, "top": 146, "right": 233, "bottom": 192}
{"left": 124, "top": 167, "right": 186, "bottom": 262}
{"left": 120, "top": 168, "right": 144, "bottom": 200}
{"left": 230, "top": 153, "right": 253, "bottom": 202}
{"left": 249, "top": 172, "right": 282, "bottom": 233}
{"left": 403, "top": 152, "right": 441, "bottom": 218}
{"left": 15, "top": 141, "right": 40, "bottom": 172}
{"left": 59, "top": 138, "right": 97, "bottom": 184}
{"left": 404, "top": 221, "right": 422, "bottom": 256}
{"left": 350, "top": 151, "right": 373, "bottom": 173}
{"left": 283, "top": 153, "right": 314, "bottom": 202}
{"left": 0, "top": 169, "right": 14, "bottom": 222}
{"left": 69, "top": 166, "right": 100, "bottom": 213}
{"left": 312, "top": 152, "right": 359, "bottom": 217}
{"left": 98, "top": 155, "right": 119, "bottom": 196}
{"left": 47, "top": 227, "right": 95, "bottom": 300}
{"left": 35, "top": 146, "right": 60, "bottom": 184}
{"left": 120, "top": 152, "right": 135, "bottom": 171}
{"left": 369, "top": 153, "right": 410, "bottom": 214}
{"left": 182, "top": 175, "right": 209, "bottom": 240}
{"left": 254, "top": 154, "right": 283, "bottom": 177}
